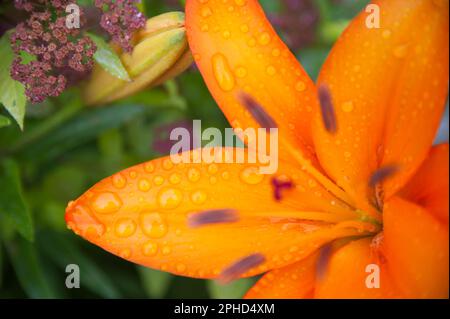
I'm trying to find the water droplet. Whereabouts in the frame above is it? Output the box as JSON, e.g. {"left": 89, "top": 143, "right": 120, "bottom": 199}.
{"left": 162, "top": 159, "right": 174, "bottom": 170}
{"left": 91, "top": 192, "right": 122, "bottom": 214}
{"left": 191, "top": 190, "right": 208, "bottom": 205}
{"left": 235, "top": 66, "right": 247, "bottom": 78}
{"left": 114, "top": 218, "right": 136, "bottom": 238}
{"left": 142, "top": 241, "right": 158, "bottom": 256}
{"left": 247, "top": 37, "right": 256, "bottom": 47}
{"left": 188, "top": 168, "right": 201, "bottom": 182}
{"left": 140, "top": 212, "right": 168, "bottom": 238}
{"left": 295, "top": 81, "right": 306, "bottom": 92}
{"left": 71, "top": 205, "right": 105, "bottom": 238}
{"left": 112, "top": 173, "right": 127, "bottom": 189}
{"left": 208, "top": 164, "right": 219, "bottom": 174}
{"left": 201, "top": 6, "right": 212, "bottom": 18}
{"left": 176, "top": 263, "right": 187, "bottom": 273}
{"left": 153, "top": 175, "right": 164, "bottom": 186}
{"left": 169, "top": 173, "right": 181, "bottom": 184}
{"left": 271, "top": 48, "right": 280, "bottom": 57}
{"left": 240, "top": 24, "right": 249, "bottom": 33}
{"left": 222, "top": 30, "right": 231, "bottom": 39}
{"left": 138, "top": 178, "right": 151, "bottom": 192}
{"left": 144, "top": 162, "right": 154, "bottom": 173}
{"left": 212, "top": 53, "right": 235, "bottom": 92}
{"left": 266, "top": 65, "right": 276, "bottom": 76}
{"left": 201, "top": 24, "right": 209, "bottom": 32}
{"left": 119, "top": 249, "right": 131, "bottom": 259}
{"left": 240, "top": 167, "right": 264, "bottom": 185}
{"left": 234, "top": 0, "right": 247, "bottom": 6}
{"left": 162, "top": 246, "right": 171, "bottom": 255}
{"left": 129, "top": 170, "right": 137, "bottom": 179}
{"left": 158, "top": 187, "right": 183, "bottom": 209}
{"left": 341, "top": 101, "right": 354, "bottom": 113}
{"left": 258, "top": 32, "right": 271, "bottom": 45}
{"left": 221, "top": 171, "right": 230, "bottom": 180}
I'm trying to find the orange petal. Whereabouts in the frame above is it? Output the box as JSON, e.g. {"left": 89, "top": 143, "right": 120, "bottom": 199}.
{"left": 65, "top": 148, "right": 359, "bottom": 279}
{"left": 245, "top": 253, "right": 317, "bottom": 299}
{"left": 399, "top": 143, "right": 449, "bottom": 224}
{"left": 185, "top": 0, "right": 320, "bottom": 159}
{"left": 313, "top": 0, "right": 449, "bottom": 205}
{"left": 383, "top": 196, "right": 449, "bottom": 298}
{"left": 315, "top": 238, "right": 404, "bottom": 299}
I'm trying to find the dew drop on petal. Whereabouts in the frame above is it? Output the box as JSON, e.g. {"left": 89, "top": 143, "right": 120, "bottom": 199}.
{"left": 234, "top": 0, "right": 247, "bottom": 6}
{"left": 138, "top": 178, "right": 151, "bottom": 192}
{"left": 144, "top": 162, "right": 154, "bottom": 173}
{"left": 201, "top": 6, "right": 212, "bottom": 18}
{"left": 235, "top": 66, "right": 247, "bottom": 78}
{"left": 153, "top": 175, "right": 164, "bottom": 186}
{"left": 176, "top": 263, "right": 187, "bottom": 273}
{"left": 129, "top": 170, "right": 137, "bottom": 179}
{"left": 240, "top": 24, "right": 249, "bottom": 33}
{"left": 295, "top": 81, "right": 306, "bottom": 92}
{"left": 142, "top": 241, "right": 158, "bottom": 256}
{"left": 258, "top": 32, "right": 271, "bottom": 46}
{"left": 240, "top": 167, "right": 264, "bottom": 185}
{"left": 212, "top": 53, "right": 235, "bottom": 92}
{"left": 114, "top": 218, "right": 137, "bottom": 238}
{"left": 112, "top": 173, "right": 127, "bottom": 189}
{"left": 119, "top": 249, "right": 131, "bottom": 259}
{"left": 341, "top": 101, "right": 354, "bottom": 113}
{"left": 191, "top": 190, "right": 208, "bottom": 205}
{"left": 140, "top": 212, "right": 168, "bottom": 238}
{"left": 91, "top": 192, "right": 122, "bottom": 214}
{"left": 208, "top": 164, "right": 219, "bottom": 175}
{"left": 169, "top": 173, "right": 181, "bottom": 185}
{"left": 162, "top": 159, "right": 174, "bottom": 170}
{"left": 188, "top": 168, "right": 201, "bottom": 182}
{"left": 162, "top": 246, "right": 172, "bottom": 255}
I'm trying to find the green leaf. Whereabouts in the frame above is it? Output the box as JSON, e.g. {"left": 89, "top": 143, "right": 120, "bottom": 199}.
{"left": 87, "top": 32, "right": 131, "bottom": 81}
{"left": 207, "top": 278, "right": 256, "bottom": 299}
{"left": 0, "top": 239, "right": 3, "bottom": 288}
{"left": 0, "top": 32, "right": 27, "bottom": 130}
{"left": 0, "top": 159, "right": 33, "bottom": 241}
{"left": 38, "top": 231, "right": 122, "bottom": 298}
{"left": 5, "top": 236, "right": 55, "bottom": 298}
{"left": 21, "top": 104, "right": 146, "bottom": 163}
{"left": 0, "top": 114, "right": 11, "bottom": 128}
{"left": 138, "top": 266, "right": 172, "bottom": 298}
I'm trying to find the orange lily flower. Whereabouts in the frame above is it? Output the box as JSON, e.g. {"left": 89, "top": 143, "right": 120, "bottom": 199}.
{"left": 65, "top": 0, "right": 449, "bottom": 299}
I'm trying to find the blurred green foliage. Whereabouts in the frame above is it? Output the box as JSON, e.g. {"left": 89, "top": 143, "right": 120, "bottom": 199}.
{"left": 2, "top": 0, "right": 444, "bottom": 299}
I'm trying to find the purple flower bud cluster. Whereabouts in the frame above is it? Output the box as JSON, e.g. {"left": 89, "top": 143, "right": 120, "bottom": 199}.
{"left": 10, "top": 1, "right": 96, "bottom": 103}
{"left": 95, "top": 0, "right": 145, "bottom": 52}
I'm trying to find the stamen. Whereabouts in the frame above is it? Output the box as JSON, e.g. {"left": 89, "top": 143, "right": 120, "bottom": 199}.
{"left": 271, "top": 177, "right": 294, "bottom": 201}
{"left": 318, "top": 84, "right": 338, "bottom": 134}
{"left": 237, "top": 92, "right": 356, "bottom": 214}
{"left": 369, "top": 164, "right": 399, "bottom": 188}
{"left": 237, "top": 92, "right": 278, "bottom": 131}
{"left": 188, "top": 209, "right": 239, "bottom": 228}
{"left": 249, "top": 210, "right": 352, "bottom": 223}
{"left": 370, "top": 232, "right": 387, "bottom": 264}
{"left": 218, "top": 253, "right": 265, "bottom": 284}
{"left": 316, "top": 244, "right": 333, "bottom": 281}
